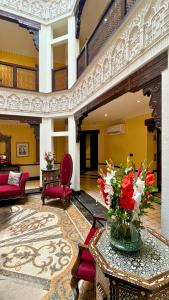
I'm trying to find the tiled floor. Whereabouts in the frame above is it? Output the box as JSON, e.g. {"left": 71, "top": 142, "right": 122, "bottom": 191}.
{"left": 26, "top": 172, "right": 161, "bottom": 233}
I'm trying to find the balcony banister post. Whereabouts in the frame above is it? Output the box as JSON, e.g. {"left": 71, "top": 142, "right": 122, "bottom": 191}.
{"left": 35, "top": 67, "right": 39, "bottom": 91}
{"left": 13, "top": 65, "right": 17, "bottom": 89}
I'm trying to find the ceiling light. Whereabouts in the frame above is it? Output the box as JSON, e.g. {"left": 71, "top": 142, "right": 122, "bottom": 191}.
{"left": 137, "top": 100, "right": 141, "bottom": 103}
{"left": 104, "top": 18, "right": 108, "bottom": 22}
{"left": 104, "top": 113, "right": 108, "bottom": 117}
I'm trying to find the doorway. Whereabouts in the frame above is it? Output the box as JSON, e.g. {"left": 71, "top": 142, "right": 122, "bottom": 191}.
{"left": 80, "top": 130, "right": 99, "bottom": 172}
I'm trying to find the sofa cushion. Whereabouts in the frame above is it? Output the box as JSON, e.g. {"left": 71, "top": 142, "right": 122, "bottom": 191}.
{"left": 0, "top": 185, "right": 21, "bottom": 196}
{"left": 8, "top": 171, "right": 21, "bottom": 186}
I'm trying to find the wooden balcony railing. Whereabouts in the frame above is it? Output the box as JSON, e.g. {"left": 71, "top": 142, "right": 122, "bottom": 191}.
{"left": 0, "top": 61, "right": 39, "bottom": 91}
{"left": 52, "top": 66, "right": 68, "bottom": 91}
{"left": 77, "top": 0, "right": 137, "bottom": 78}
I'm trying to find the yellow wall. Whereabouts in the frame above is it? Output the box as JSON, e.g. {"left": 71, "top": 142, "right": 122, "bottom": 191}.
{"left": 0, "top": 123, "right": 36, "bottom": 164}
{"left": 147, "top": 130, "right": 157, "bottom": 170}
{"left": 105, "top": 115, "right": 148, "bottom": 168}
{"left": 0, "top": 51, "right": 37, "bottom": 67}
{"left": 53, "top": 137, "right": 68, "bottom": 163}
{"left": 52, "top": 120, "right": 68, "bottom": 163}
{"left": 82, "top": 114, "right": 157, "bottom": 170}
{"left": 54, "top": 119, "right": 67, "bottom": 131}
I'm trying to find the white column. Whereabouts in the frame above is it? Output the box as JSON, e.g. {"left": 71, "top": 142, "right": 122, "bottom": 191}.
{"left": 68, "top": 115, "right": 80, "bottom": 190}
{"left": 40, "top": 118, "right": 54, "bottom": 186}
{"left": 39, "top": 25, "right": 53, "bottom": 92}
{"left": 68, "top": 16, "right": 79, "bottom": 88}
{"left": 161, "top": 50, "right": 169, "bottom": 238}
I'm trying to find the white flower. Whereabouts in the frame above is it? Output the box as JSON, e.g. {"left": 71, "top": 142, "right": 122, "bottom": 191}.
{"left": 136, "top": 177, "right": 145, "bottom": 194}
{"left": 133, "top": 188, "right": 142, "bottom": 211}
{"left": 104, "top": 184, "right": 114, "bottom": 196}
{"left": 133, "top": 177, "right": 145, "bottom": 211}
{"left": 104, "top": 170, "right": 116, "bottom": 185}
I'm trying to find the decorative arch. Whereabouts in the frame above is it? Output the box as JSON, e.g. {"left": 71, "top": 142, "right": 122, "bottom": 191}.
{"left": 75, "top": 52, "right": 168, "bottom": 142}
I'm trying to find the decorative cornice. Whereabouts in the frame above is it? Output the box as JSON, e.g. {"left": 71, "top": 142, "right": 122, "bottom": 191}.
{"left": 0, "top": 0, "right": 76, "bottom": 22}
{"left": 0, "top": 0, "right": 168, "bottom": 118}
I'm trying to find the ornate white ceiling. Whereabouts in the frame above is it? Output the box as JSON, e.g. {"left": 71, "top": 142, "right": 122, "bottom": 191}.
{"left": 0, "top": 0, "right": 76, "bottom": 23}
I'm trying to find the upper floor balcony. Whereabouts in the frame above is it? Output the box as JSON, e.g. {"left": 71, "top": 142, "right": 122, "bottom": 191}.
{"left": 0, "top": 61, "right": 68, "bottom": 92}
{"left": 0, "top": 0, "right": 137, "bottom": 93}
{"left": 77, "top": 0, "right": 137, "bottom": 77}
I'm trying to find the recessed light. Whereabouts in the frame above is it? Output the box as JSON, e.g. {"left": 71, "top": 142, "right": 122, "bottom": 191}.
{"left": 104, "top": 18, "right": 108, "bottom": 22}
{"left": 104, "top": 113, "right": 108, "bottom": 117}
{"left": 137, "top": 100, "right": 141, "bottom": 103}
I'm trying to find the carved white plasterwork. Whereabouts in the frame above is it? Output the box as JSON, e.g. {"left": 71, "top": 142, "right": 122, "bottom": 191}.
{"left": 0, "top": 0, "right": 169, "bottom": 116}
{"left": 70, "top": 0, "right": 169, "bottom": 111}
{"left": 0, "top": 0, "right": 75, "bottom": 22}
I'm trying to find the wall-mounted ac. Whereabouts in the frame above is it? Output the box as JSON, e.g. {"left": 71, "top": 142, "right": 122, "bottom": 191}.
{"left": 106, "top": 124, "right": 125, "bottom": 135}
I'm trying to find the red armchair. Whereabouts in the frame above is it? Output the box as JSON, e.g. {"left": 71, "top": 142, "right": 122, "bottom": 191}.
{"left": 41, "top": 153, "right": 73, "bottom": 208}
{"left": 0, "top": 172, "right": 29, "bottom": 201}
{"left": 71, "top": 215, "right": 106, "bottom": 300}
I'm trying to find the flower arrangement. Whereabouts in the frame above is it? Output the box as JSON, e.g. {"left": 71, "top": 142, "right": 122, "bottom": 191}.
{"left": 44, "top": 152, "right": 55, "bottom": 169}
{"left": 97, "top": 158, "right": 157, "bottom": 251}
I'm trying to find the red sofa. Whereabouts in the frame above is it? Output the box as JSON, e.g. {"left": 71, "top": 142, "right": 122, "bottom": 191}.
{"left": 0, "top": 172, "right": 29, "bottom": 201}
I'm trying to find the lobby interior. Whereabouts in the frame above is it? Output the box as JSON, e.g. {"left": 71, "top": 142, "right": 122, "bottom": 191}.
{"left": 0, "top": 0, "right": 168, "bottom": 299}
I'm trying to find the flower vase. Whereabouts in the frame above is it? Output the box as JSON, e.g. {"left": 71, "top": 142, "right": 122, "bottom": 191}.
{"left": 46, "top": 162, "right": 53, "bottom": 170}
{"left": 106, "top": 217, "right": 143, "bottom": 252}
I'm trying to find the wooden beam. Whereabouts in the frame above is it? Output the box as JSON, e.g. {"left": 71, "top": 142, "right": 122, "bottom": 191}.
{"left": 75, "top": 0, "right": 86, "bottom": 38}
{"left": 0, "top": 114, "right": 42, "bottom": 124}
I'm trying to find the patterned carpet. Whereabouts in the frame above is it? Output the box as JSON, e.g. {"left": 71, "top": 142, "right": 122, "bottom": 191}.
{"left": 0, "top": 195, "right": 95, "bottom": 300}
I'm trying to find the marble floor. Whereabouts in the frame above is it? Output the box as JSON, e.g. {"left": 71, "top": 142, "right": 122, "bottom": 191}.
{"left": 26, "top": 172, "right": 161, "bottom": 233}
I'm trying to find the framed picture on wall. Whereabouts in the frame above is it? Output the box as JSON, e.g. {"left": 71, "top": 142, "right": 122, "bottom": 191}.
{"left": 16, "top": 143, "right": 29, "bottom": 157}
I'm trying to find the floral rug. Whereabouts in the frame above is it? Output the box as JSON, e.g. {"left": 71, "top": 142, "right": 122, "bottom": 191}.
{"left": 0, "top": 195, "right": 95, "bottom": 300}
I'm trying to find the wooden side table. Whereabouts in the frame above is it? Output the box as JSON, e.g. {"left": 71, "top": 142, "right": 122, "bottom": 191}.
{"left": 90, "top": 228, "right": 169, "bottom": 300}
{"left": 41, "top": 168, "right": 59, "bottom": 188}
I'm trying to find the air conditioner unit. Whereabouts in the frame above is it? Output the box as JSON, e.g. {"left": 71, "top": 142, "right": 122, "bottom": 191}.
{"left": 106, "top": 124, "right": 125, "bottom": 135}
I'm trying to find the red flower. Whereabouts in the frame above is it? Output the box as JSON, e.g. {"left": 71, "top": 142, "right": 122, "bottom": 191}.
{"left": 137, "top": 166, "right": 142, "bottom": 178}
{"left": 121, "top": 176, "right": 131, "bottom": 189}
{"left": 121, "top": 175, "right": 134, "bottom": 198}
{"left": 97, "top": 178, "right": 103, "bottom": 185}
{"left": 147, "top": 169, "right": 153, "bottom": 175}
{"left": 97, "top": 178, "right": 109, "bottom": 205}
{"left": 120, "top": 196, "right": 135, "bottom": 211}
{"left": 129, "top": 171, "right": 134, "bottom": 181}
{"left": 146, "top": 173, "right": 155, "bottom": 186}
{"left": 122, "top": 187, "right": 134, "bottom": 198}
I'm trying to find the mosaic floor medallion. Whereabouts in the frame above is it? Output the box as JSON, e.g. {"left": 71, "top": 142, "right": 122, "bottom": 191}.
{"left": 0, "top": 196, "right": 94, "bottom": 300}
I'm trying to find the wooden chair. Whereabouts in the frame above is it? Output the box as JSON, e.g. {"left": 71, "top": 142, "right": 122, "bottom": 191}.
{"left": 71, "top": 215, "right": 106, "bottom": 300}
{"left": 41, "top": 153, "right": 73, "bottom": 208}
